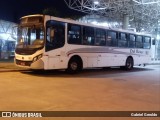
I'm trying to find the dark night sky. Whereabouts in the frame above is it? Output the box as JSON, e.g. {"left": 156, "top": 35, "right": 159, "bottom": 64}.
{"left": 0, "top": 0, "right": 84, "bottom": 23}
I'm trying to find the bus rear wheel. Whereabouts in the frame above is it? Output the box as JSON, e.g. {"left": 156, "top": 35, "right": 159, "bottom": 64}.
{"left": 67, "top": 57, "right": 82, "bottom": 74}
{"left": 125, "top": 57, "right": 133, "bottom": 70}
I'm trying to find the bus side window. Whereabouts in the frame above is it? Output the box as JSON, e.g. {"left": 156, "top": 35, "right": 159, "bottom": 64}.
{"left": 152, "top": 38, "right": 155, "bottom": 45}
{"left": 118, "top": 33, "right": 128, "bottom": 47}
{"left": 107, "top": 31, "right": 118, "bottom": 47}
{"left": 106, "top": 31, "right": 111, "bottom": 46}
{"left": 129, "top": 34, "right": 136, "bottom": 48}
{"left": 136, "top": 36, "right": 143, "bottom": 48}
{"left": 143, "top": 36, "right": 151, "bottom": 49}
{"left": 83, "top": 26, "right": 95, "bottom": 45}
{"left": 95, "top": 29, "right": 106, "bottom": 46}
{"left": 68, "top": 24, "right": 81, "bottom": 45}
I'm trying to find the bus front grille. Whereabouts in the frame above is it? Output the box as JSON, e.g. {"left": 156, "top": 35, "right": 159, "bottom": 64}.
{"left": 16, "top": 59, "right": 32, "bottom": 66}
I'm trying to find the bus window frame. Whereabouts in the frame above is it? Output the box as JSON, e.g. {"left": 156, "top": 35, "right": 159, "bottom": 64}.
{"left": 136, "top": 35, "right": 143, "bottom": 48}
{"left": 82, "top": 26, "right": 95, "bottom": 46}
{"left": 45, "top": 20, "right": 65, "bottom": 52}
{"left": 67, "top": 23, "right": 82, "bottom": 45}
{"left": 107, "top": 30, "right": 118, "bottom": 47}
{"left": 143, "top": 36, "right": 151, "bottom": 49}
{"left": 118, "top": 32, "right": 128, "bottom": 48}
{"left": 129, "top": 34, "right": 136, "bottom": 48}
{"left": 95, "top": 28, "right": 106, "bottom": 46}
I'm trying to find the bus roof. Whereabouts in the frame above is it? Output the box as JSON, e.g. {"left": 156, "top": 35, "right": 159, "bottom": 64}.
{"left": 20, "top": 14, "right": 43, "bottom": 19}
{"left": 21, "top": 14, "right": 152, "bottom": 37}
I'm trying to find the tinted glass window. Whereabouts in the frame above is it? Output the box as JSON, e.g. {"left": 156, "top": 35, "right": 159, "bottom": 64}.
{"left": 107, "top": 31, "right": 117, "bottom": 47}
{"left": 136, "top": 42, "right": 143, "bottom": 48}
{"left": 68, "top": 24, "right": 81, "bottom": 45}
{"left": 119, "top": 33, "right": 127, "bottom": 41}
{"left": 152, "top": 39, "right": 156, "bottom": 45}
{"left": 130, "top": 34, "right": 136, "bottom": 41}
{"left": 143, "top": 36, "right": 151, "bottom": 49}
{"left": 129, "top": 34, "right": 136, "bottom": 48}
{"left": 143, "top": 43, "right": 150, "bottom": 49}
{"left": 118, "top": 33, "right": 128, "bottom": 47}
{"left": 95, "top": 29, "right": 106, "bottom": 46}
{"left": 83, "top": 26, "right": 94, "bottom": 45}
{"left": 136, "top": 36, "right": 143, "bottom": 48}
{"left": 136, "top": 36, "right": 143, "bottom": 42}
{"left": 144, "top": 37, "right": 151, "bottom": 43}
{"left": 108, "top": 31, "right": 117, "bottom": 39}
{"left": 106, "top": 31, "right": 111, "bottom": 46}
{"left": 46, "top": 20, "right": 65, "bottom": 51}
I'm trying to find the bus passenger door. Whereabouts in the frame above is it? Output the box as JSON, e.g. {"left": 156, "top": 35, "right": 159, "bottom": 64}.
{"left": 48, "top": 54, "right": 60, "bottom": 69}
{"left": 87, "top": 53, "right": 98, "bottom": 67}
{"left": 48, "top": 50, "right": 67, "bottom": 69}
{"left": 45, "top": 20, "right": 65, "bottom": 69}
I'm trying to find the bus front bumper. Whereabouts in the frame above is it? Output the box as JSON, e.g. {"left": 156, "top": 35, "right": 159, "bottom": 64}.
{"left": 15, "top": 58, "right": 44, "bottom": 70}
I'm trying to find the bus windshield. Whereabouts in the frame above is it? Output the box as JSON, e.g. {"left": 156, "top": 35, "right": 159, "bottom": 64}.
{"left": 17, "top": 25, "right": 44, "bottom": 49}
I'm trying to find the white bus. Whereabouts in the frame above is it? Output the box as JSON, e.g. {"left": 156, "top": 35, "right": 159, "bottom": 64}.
{"left": 14, "top": 14, "right": 151, "bottom": 73}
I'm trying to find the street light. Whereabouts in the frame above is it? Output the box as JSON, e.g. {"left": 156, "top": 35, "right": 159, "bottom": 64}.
{"left": 94, "top": 1, "right": 99, "bottom": 5}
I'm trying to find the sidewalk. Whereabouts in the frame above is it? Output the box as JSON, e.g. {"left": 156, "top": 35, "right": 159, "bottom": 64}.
{"left": 0, "top": 60, "right": 27, "bottom": 72}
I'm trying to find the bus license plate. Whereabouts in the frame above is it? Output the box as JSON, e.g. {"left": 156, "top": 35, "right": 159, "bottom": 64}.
{"left": 20, "top": 62, "right": 25, "bottom": 66}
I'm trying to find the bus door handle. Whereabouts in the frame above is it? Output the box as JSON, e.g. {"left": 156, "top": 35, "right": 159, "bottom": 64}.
{"left": 98, "top": 55, "right": 101, "bottom": 57}
{"left": 56, "top": 55, "right": 61, "bottom": 56}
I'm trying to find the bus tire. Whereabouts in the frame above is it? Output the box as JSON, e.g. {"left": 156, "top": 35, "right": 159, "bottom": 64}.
{"left": 66, "top": 57, "right": 82, "bottom": 74}
{"left": 125, "top": 57, "right": 134, "bottom": 70}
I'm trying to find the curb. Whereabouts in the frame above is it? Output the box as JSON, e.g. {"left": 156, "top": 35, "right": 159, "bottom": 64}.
{"left": 0, "top": 69, "right": 28, "bottom": 72}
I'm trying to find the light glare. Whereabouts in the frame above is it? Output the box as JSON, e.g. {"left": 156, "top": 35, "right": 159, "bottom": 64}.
{"left": 94, "top": 1, "right": 99, "bottom": 5}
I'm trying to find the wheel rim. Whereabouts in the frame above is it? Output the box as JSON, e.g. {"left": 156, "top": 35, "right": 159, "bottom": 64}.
{"left": 127, "top": 61, "right": 132, "bottom": 68}
{"left": 126, "top": 58, "right": 132, "bottom": 69}
{"left": 70, "top": 62, "right": 78, "bottom": 71}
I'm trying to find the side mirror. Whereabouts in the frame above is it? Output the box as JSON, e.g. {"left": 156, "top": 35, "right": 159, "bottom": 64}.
{"left": 152, "top": 39, "right": 155, "bottom": 45}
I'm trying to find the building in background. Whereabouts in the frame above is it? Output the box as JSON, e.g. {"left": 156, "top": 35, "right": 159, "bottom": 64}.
{"left": 0, "top": 20, "right": 17, "bottom": 60}
{"left": 0, "top": 0, "right": 159, "bottom": 61}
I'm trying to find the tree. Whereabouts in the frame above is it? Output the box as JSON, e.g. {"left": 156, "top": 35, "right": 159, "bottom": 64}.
{"left": 43, "top": 8, "right": 60, "bottom": 17}
{"left": 64, "top": 15, "right": 84, "bottom": 20}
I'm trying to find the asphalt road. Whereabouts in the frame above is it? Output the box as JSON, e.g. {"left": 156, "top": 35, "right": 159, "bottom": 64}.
{"left": 0, "top": 65, "right": 159, "bottom": 120}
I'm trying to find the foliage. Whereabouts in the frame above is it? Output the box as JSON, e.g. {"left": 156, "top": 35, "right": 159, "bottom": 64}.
{"left": 43, "top": 8, "right": 60, "bottom": 17}
{"left": 64, "top": 15, "right": 84, "bottom": 20}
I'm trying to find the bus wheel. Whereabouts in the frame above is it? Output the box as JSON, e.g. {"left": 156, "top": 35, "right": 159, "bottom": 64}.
{"left": 125, "top": 57, "right": 133, "bottom": 70}
{"left": 67, "top": 57, "right": 82, "bottom": 74}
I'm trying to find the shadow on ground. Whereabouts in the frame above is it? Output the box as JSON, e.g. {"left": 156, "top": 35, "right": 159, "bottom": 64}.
{"left": 20, "top": 67, "right": 154, "bottom": 78}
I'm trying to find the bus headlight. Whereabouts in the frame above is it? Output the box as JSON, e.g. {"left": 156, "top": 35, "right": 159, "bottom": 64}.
{"left": 33, "top": 57, "right": 38, "bottom": 62}
{"left": 33, "top": 54, "right": 43, "bottom": 62}
{"left": 37, "top": 54, "right": 43, "bottom": 59}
